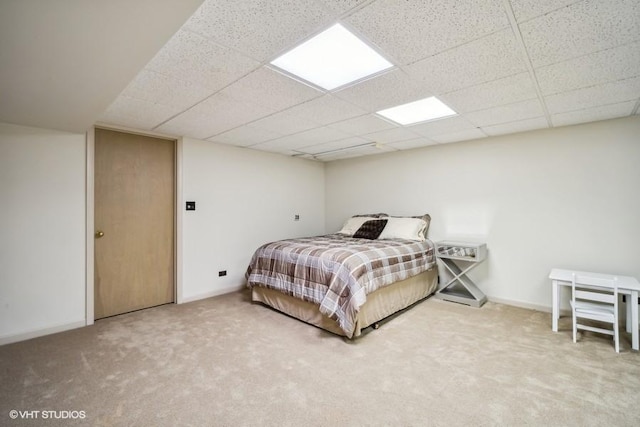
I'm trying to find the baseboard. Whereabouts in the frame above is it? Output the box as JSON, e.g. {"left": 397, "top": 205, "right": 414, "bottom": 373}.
{"left": 487, "top": 296, "right": 553, "bottom": 313}
{"left": 180, "top": 284, "right": 246, "bottom": 304}
{"left": 0, "top": 320, "right": 86, "bottom": 346}
{"left": 486, "top": 295, "right": 635, "bottom": 319}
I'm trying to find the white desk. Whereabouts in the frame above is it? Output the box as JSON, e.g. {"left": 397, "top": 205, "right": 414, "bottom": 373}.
{"left": 549, "top": 268, "right": 639, "bottom": 351}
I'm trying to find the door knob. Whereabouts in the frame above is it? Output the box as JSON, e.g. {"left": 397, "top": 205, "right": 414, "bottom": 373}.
{"left": 95, "top": 231, "right": 104, "bottom": 238}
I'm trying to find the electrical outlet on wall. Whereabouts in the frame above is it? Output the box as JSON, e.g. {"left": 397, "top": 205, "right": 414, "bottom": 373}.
{"left": 294, "top": 214, "right": 300, "bottom": 221}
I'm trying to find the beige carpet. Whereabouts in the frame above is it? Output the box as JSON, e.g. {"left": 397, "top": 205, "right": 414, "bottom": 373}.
{"left": 1, "top": 290, "right": 639, "bottom": 426}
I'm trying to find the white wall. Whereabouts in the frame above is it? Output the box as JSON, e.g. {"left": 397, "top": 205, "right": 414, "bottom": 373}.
{"left": 181, "top": 138, "right": 326, "bottom": 302}
{"left": 325, "top": 116, "right": 640, "bottom": 310}
{"left": 3, "top": 116, "right": 636, "bottom": 342}
{"left": 0, "top": 127, "right": 326, "bottom": 343}
{"left": 0, "top": 123, "right": 86, "bottom": 343}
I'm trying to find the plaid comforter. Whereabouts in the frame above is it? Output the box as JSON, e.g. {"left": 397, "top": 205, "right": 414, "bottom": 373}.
{"left": 246, "top": 234, "right": 435, "bottom": 337}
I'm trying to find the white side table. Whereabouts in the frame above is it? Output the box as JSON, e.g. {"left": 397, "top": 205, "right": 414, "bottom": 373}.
{"left": 435, "top": 241, "right": 487, "bottom": 308}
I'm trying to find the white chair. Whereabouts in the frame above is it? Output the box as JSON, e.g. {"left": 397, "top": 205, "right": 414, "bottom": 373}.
{"left": 625, "top": 295, "right": 640, "bottom": 336}
{"left": 571, "top": 273, "right": 619, "bottom": 353}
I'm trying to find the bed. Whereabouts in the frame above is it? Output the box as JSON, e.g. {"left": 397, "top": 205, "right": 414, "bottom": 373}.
{"left": 245, "top": 214, "right": 438, "bottom": 338}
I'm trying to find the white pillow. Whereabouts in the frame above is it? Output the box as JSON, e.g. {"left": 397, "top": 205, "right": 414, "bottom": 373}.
{"left": 378, "top": 217, "right": 427, "bottom": 241}
{"left": 337, "top": 216, "right": 377, "bottom": 235}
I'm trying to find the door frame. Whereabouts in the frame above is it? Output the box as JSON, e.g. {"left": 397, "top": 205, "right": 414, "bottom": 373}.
{"left": 85, "top": 125, "right": 183, "bottom": 325}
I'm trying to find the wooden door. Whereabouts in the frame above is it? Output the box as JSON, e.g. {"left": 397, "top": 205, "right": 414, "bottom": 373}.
{"left": 94, "top": 128, "right": 175, "bottom": 319}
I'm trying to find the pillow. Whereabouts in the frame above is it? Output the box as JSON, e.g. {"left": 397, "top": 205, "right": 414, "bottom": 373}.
{"left": 337, "top": 213, "right": 390, "bottom": 235}
{"left": 353, "top": 219, "right": 388, "bottom": 240}
{"left": 378, "top": 217, "right": 427, "bottom": 241}
{"left": 389, "top": 214, "right": 431, "bottom": 239}
{"left": 413, "top": 214, "right": 431, "bottom": 236}
{"left": 337, "top": 216, "right": 377, "bottom": 235}
{"left": 353, "top": 213, "right": 388, "bottom": 218}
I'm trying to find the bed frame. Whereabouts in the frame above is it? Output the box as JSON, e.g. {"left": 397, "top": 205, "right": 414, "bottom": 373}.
{"left": 251, "top": 266, "right": 438, "bottom": 338}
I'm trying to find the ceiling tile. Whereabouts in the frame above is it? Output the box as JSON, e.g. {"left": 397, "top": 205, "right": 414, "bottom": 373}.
{"left": 363, "top": 127, "right": 420, "bottom": 143}
{"left": 481, "top": 116, "right": 549, "bottom": 136}
{"left": 465, "top": 99, "right": 545, "bottom": 127}
{"left": 208, "top": 125, "right": 283, "bottom": 147}
{"left": 409, "top": 116, "right": 479, "bottom": 137}
{"left": 220, "top": 67, "right": 323, "bottom": 111}
{"left": 156, "top": 92, "right": 275, "bottom": 139}
{"left": 120, "top": 69, "right": 213, "bottom": 111}
{"left": 91, "top": 0, "right": 640, "bottom": 161}
{"left": 249, "top": 144, "right": 294, "bottom": 155}
{"left": 327, "top": 114, "right": 397, "bottom": 135}
{"left": 431, "top": 128, "right": 487, "bottom": 144}
{"left": 520, "top": 0, "right": 640, "bottom": 68}
{"left": 551, "top": 101, "right": 635, "bottom": 127}
{"left": 283, "top": 95, "right": 368, "bottom": 125}
{"left": 145, "top": 29, "right": 260, "bottom": 91}
{"left": 405, "top": 29, "right": 527, "bottom": 94}
{"left": 387, "top": 138, "right": 438, "bottom": 150}
{"left": 252, "top": 126, "right": 352, "bottom": 151}
{"left": 184, "top": 0, "right": 334, "bottom": 62}
{"left": 440, "top": 72, "right": 538, "bottom": 113}
{"left": 297, "top": 136, "right": 372, "bottom": 154}
{"left": 535, "top": 41, "right": 640, "bottom": 95}
{"left": 333, "top": 69, "right": 434, "bottom": 111}
{"left": 346, "top": 0, "right": 509, "bottom": 65}
{"left": 316, "top": 0, "right": 368, "bottom": 16}
{"left": 98, "top": 96, "right": 181, "bottom": 130}
{"left": 545, "top": 76, "right": 640, "bottom": 114}
{"left": 509, "top": 0, "right": 583, "bottom": 23}
{"left": 154, "top": 111, "right": 227, "bottom": 140}
{"left": 249, "top": 110, "right": 321, "bottom": 135}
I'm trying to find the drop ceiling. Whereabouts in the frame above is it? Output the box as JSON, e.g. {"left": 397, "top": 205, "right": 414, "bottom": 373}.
{"left": 0, "top": 0, "right": 205, "bottom": 133}
{"left": 5, "top": 1, "right": 640, "bottom": 161}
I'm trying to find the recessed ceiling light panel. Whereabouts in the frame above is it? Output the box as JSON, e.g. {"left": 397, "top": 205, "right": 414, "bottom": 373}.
{"left": 270, "top": 23, "right": 393, "bottom": 91}
{"left": 377, "top": 97, "right": 457, "bottom": 125}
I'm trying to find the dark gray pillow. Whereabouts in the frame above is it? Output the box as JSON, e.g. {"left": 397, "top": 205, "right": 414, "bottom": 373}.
{"left": 353, "top": 219, "right": 388, "bottom": 240}
{"left": 353, "top": 213, "right": 388, "bottom": 218}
